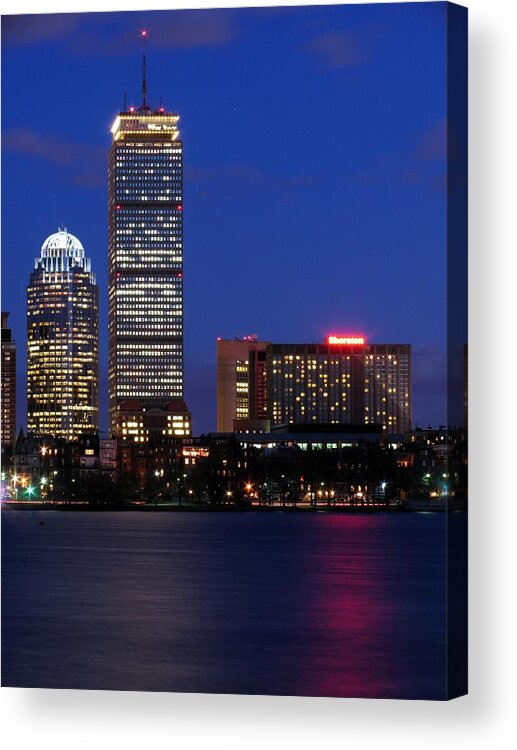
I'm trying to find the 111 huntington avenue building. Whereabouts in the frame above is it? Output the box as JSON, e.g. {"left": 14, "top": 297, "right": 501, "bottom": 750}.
{"left": 217, "top": 335, "right": 411, "bottom": 434}
{"left": 26, "top": 229, "right": 99, "bottom": 440}
{"left": 108, "top": 40, "right": 189, "bottom": 438}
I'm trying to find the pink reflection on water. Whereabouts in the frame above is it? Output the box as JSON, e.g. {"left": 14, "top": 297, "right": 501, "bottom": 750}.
{"left": 298, "top": 515, "right": 414, "bottom": 698}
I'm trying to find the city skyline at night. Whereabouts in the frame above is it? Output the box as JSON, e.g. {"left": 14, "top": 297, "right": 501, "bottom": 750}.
{"left": 2, "top": 5, "right": 454, "bottom": 434}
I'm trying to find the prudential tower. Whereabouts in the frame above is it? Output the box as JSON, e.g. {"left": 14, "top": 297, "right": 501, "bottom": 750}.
{"left": 108, "top": 31, "right": 186, "bottom": 435}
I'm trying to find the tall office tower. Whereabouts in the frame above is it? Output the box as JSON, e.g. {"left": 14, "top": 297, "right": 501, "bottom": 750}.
{"left": 1, "top": 312, "right": 17, "bottom": 448}
{"left": 267, "top": 338, "right": 366, "bottom": 427}
{"left": 217, "top": 337, "right": 270, "bottom": 432}
{"left": 108, "top": 35, "right": 186, "bottom": 434}
{"left": 364, "top": 344, "right": 411, "bottom": 433}
{"left": 27, "top": 229, "right": 99, "bottom": 440}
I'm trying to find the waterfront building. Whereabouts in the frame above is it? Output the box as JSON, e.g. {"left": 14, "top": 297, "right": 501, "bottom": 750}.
{"left": 216, "top": 336, "right": 270, "bottom": 432}
{"left": 114, "top": 398, "right": 191, "bottom": 442}
{"left": 100, "top": 438, "right": 118, "bottom": 481}
{"left": 78, "top": 433, "right": 100, "bottom": 478}
{"left": 267, "top": 339, "right": 366, "bottom": 427}
{"left": 1, "top": 311, "right": 17, "bottom": 448}
{"left": 108, "top": 37, "right": 186, "bottom": 433}
{"left": 364, "top": 344, "right": 411, "bottom": 434}
{"left": 217, "top": 335, "right": 411, "bottom": 434}
{"left": 27, "top": 229, "right": 99, "bottom": 440}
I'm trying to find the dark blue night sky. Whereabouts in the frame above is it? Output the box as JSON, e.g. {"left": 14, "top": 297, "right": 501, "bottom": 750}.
{"left": 1, "top": 3, "right": 450, "bottom": 435}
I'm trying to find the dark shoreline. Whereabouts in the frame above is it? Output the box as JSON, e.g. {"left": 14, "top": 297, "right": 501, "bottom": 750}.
{"left": 1, "top": 502, "right": 465, "bottom": 514}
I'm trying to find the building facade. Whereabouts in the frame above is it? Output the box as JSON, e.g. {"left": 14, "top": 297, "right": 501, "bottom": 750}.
{"left": 27, "top": 229, "right": 99, "bottom": 440}
{"left": 216, "top": 337, "right": 270, "bottom": 432}
{"left": 108, "top": 66, "right": 185, "bottom": 434}
{"left": 364, "top": 344, "right": 411, "bottom": 433}
{"left": 267, "top": 340, "right": 367, "bottom": 427}
{"left": 1, "top": 312, "right": 17, "bottom": 448}
{"left": 114, "top": 398, "right": 191, "bottom": 442}
{"left": 217, "top": 336, "right": 411, "bottom": 434}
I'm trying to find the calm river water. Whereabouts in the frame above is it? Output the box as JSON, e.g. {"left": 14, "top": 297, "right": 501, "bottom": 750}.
{"left": 1, "top": 510, "right": 466, "bottom": 699}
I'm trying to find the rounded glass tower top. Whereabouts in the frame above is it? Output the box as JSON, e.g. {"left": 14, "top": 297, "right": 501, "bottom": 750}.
{"left": 35, "top": 227, "right": 93, "bottom": 278}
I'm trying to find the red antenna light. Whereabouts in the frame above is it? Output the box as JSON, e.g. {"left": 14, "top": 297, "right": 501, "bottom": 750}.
{"left": 141, "top": 29, "right": 148, "bottom": 37}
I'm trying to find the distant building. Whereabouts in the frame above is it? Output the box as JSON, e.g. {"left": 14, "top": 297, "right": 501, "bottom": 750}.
{"left": 108, "top": 43, "right": 187, "bottom": 432}
{"left": 100, "top": 438, "right": 118, "bottom": 481}
{"left": 267, "top": 340, "right": 366, "bottom": 426}
{"left": 1, "top": 312, "right": 17, "bottom": 448}
{"left": 217, "top": 335, "right": 411, "bottom": 434}
{"left": 27, "top": 229, "right": 99, "bottom": 440}
{"left": 217, "top": 337, "right": 270, "bottom": 432}
{"left": 78, "top": 433, "right": 100, "bottom": 478}
{"left": 114, "top": 399, "right": 191, "bottom": 442}
{"left": 364, "top": 344, "right": 411, "bottom": 434}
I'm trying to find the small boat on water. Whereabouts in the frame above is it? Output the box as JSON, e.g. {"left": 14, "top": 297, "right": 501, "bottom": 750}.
{"left": 402, "top": 496, "right": 467, "bottom": 512}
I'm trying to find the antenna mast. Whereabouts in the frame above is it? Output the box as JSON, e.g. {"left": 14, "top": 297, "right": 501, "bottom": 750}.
{"left": 141, "top": 29, "right": 148, "bottom": 109}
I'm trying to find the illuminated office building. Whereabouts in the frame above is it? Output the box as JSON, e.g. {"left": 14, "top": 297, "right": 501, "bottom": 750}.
{"left": 108, "top": 35, "right": 186, "bottom": 434}
{"left": 217, "top": 337, "right": 270, "bottom": 432}
{"left": 1, "top": 312, "right": 17, "bottom": 448}
{"left": 27, "top": 229, "right": 99, "bottom": 439}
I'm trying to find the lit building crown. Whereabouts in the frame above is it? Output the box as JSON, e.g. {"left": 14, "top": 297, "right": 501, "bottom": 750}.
{"left": 37, "top": 228, "right": 94, "bottom": 279}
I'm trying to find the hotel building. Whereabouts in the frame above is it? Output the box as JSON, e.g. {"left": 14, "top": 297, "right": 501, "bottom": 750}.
{"left": 216, "top": 337, "right": 270, "bottom": 432}
{"left": 108, "top": 43, "right": 186, "bottom": 434}
{"left": 27, "top": 229, "right": 99, "bottom": 440}
{"left": 364, "top": 344, "right": 411, "bottom": 433}
{"left": 217, "top": 336, "right": 411, "bottom": 434}
{"left": 267, "top": 339, "right": 366, "bottom": 426}
{"left": 1, "top": 311, "right": 17, "bottom": 448}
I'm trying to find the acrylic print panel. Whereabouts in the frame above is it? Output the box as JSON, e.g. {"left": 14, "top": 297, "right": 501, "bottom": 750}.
{"left": 0, "top": 2, "right": 467, "bottom": 700}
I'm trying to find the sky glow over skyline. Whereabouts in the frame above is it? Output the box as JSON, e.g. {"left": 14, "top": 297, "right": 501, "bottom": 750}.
{"left": 1, "top": 4, "right": 452, "bottom": 434}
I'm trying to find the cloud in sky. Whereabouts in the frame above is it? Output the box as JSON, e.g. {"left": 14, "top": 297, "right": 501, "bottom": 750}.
{"left": 305, "top": 30, "right": 369, "bottom": 69}
{"left": 1, "top": 13, "right": 82, "bottom": 45}
{"left": 2, "top": 128, "right": 105, "bottom": 187}
{"left": 2, "top": 10, "right": 239, "bottom": 54}
{"left": 413, "top": 118, "right": 447, "bottom": 162}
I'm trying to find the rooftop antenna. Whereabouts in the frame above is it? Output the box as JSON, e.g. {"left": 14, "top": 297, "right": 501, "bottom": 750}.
{"left": 141, "top": 29, "right": 148, "bottom": 109}
{"left": 123, "top": 90, "right": 127, "bottom": 111}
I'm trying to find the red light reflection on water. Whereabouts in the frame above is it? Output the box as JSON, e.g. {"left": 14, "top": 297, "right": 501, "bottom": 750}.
{"left": 296, "top": 515, "right": 408, "bottom": 698}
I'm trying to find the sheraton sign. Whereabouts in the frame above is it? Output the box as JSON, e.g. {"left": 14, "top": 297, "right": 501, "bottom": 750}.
{"left": 326, "top": 336, "right": 366, "bottom": 345}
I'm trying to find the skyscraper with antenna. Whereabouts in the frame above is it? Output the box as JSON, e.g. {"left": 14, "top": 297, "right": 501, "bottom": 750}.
{"left": 108, "top": 31, "right": 187, "bottom": 434}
